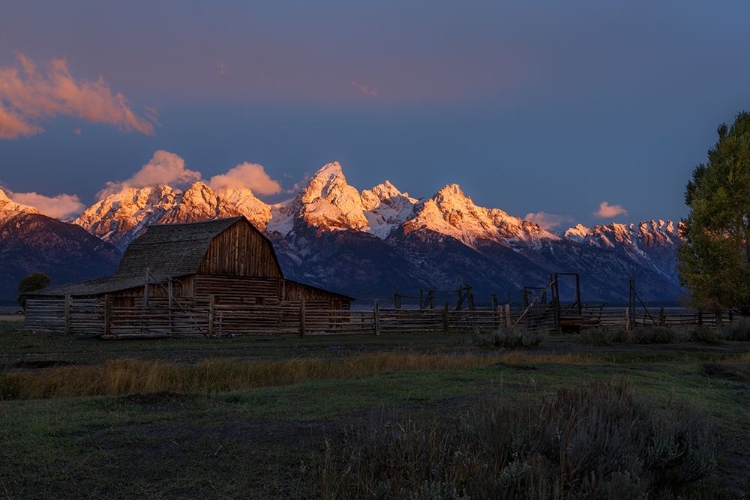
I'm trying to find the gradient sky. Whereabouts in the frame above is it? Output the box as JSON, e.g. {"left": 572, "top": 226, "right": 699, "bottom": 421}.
{"left": 2, "top": 1, "right": 750, "bottom": 228}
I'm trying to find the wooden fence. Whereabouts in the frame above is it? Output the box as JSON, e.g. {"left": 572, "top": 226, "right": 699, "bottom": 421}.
{"left": 23, "top": 297, "right": 747, "bottom": 338}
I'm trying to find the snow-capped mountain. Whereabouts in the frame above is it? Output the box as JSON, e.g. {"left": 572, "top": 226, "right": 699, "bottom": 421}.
{"left": 266, "top": 162, "right": 417, "bottom": 238}
{"left": 0, "top": 190, "right": 120, "bottom": 304}
{"left": 402, "top": 184, "right": 556, "bottom": 250}
{"left": 74, "top": 183, "right": 254, "bottom": 249}
{"left": 0, "top": 188, "right": 40, "bottom": 219}
{"left": 562, "top": 220, "right": 681, "bottom": 281}
{"left": 9, "top": 161, "right": 685, "bottom": 304}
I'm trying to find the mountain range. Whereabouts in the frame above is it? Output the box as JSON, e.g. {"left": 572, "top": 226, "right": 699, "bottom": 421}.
{"left": 1, "top": 162, "right": 684, "bottom": 305}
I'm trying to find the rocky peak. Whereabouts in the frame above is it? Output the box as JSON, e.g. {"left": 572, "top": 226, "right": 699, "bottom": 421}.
{"left": 290, "top": 162, "right": 370, "bottom": 232}
{"left": 0, "top": 187, "right": 39, "bottom": 218}
{"left": 401, "top": 184, "right": 556, "bottom": 248}
{"left": 216, "top": 187, "right": 272, "bottom": 230}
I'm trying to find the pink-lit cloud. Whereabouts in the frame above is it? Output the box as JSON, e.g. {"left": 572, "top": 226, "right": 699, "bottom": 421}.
{"left": 209, "top": 162, "right": 282, "bottom": 195}
{"left": 350, "top": 79, "right": 379, "bottom": 97}
{"left": 525, "top": 211, "right": 574, "bottom": 230}
{"left": 8, "top": 190, "right": 85, "bottom": 220}
{"left": 97, "top": 151, "right": 201, "bottom": 199}
{"left": 593, "top": 201, "right": 629, "bottom": 219}
{"left": 0, "top": 101, "right": 40, "bottom": 139}
{"left": 0, "top": 53, "right": 155, "bottom": 139}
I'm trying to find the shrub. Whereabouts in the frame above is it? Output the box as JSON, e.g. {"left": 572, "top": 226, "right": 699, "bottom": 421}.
{"left": 689, "top": 325, "right": 721, "bottom": 343}
{"left": 472, "top": 327, "right": 547, "bottom": 349}
{"left": 629, "top": 326, "right": 677, "bottom": 344}
{"left": 321, "top": 379, "right": 717, "bottom": 499}
{"left": 579, "top": 328, "right": 614, "bottom": 345}
{"left": 720, "top": 318, "right": 750, "bottom": 341}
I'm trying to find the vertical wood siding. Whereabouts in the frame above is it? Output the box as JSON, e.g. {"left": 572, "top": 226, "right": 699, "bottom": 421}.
{"left": 198, "top": 221, "right": 281, "bottom": 277}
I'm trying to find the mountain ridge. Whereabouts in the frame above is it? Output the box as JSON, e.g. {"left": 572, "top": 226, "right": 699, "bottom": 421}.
{"left": 1, "top": 163, "right": 684, "bottom": 304}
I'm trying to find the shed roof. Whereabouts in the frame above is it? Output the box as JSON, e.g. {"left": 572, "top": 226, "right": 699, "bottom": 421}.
{"left": 115, "top": 216, "right": 260, "bottom": 277}
{"left": 28, "top": 275, "right": 157, "bottom": 298}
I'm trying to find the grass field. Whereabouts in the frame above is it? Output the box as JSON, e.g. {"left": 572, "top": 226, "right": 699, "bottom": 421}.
{"left": 2, "top": 320, "right": 750, "bottom": 499}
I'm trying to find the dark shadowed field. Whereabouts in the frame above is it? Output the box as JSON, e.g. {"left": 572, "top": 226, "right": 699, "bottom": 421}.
{"left": 1, "top": 320, "right": 750, "bottom": 499}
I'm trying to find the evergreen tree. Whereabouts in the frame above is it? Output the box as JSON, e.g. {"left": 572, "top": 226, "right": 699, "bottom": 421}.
{"left": 678, "top": 111, "right": 750, "bottom": 318}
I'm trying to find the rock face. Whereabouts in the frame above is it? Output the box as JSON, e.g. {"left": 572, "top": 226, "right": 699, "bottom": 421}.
{"left": 5, "top": 162, "right": 686, "bottom": 305}
{"left": 0, "top": 188, "right": 121, "bottom": 304}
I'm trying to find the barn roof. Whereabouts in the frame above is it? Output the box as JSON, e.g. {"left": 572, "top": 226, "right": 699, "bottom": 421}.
{"left": 27, "top": 275, "right": 157, "bottom": 298}
{"left": 27, "top": 217, "right": 353, "bottom": 300}
{"left": 115, "top": 216, "right": 271, "bottom": 277}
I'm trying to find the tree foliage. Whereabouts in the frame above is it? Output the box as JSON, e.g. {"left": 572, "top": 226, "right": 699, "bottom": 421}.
{"left": 678, "top": 111, "right": 750, "bottom": 314}
{"left": 17, "top": 272, "right": 51, "bottom": 308}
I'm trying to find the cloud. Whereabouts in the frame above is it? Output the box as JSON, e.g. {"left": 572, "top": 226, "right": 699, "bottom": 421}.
{"left": 593, "top": 201, "right": 628, "bottom": 219}
{"left": 525, "top": 211, "right": 574, "bottom": 230}
{"left": 97, "top": 151, "right": 202, "bottom": 199}
{"left": 209, "top": 162, "right": 282, "bottom": 196}
{"left": 350, "top": 79, "right": 378, "bottom": 97}
{"left": 217, "top": 61, "right": 229, "bottom": 76}
{"left": 8, "top": 191, "right": 84, "bottom": 220}
{"left": 0, "top": 101, "right": 40, "bottom": 139}
{"left": 0, "top": 53, "right": 155, "bottom": 139}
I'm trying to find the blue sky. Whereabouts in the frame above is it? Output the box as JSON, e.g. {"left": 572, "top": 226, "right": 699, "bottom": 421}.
{"left": 1, "top": 1, "right": 749, "bottom": 228}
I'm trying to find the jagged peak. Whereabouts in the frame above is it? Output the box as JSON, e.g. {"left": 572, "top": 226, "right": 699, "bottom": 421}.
{"left": 435, "top": 183, "right": 467, "bottom": 201}
{"left": 0, "top": 187, "right": 40, "bottom": 215}
{"left": 315, "top": 161, "right": 344, "bottom": 177}
{"left": 301, "top": 161, "right": 353, "bottom": 204}
{"left": 183, "top": 181, "right": 213, "bottom": 193}
{"left": 367, "top": 180, "right": 403, "bottom": 201}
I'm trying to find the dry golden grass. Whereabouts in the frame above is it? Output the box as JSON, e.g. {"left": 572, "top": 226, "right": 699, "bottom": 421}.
{"left": 0, "top": 351, "right": 596, "bottom": 400}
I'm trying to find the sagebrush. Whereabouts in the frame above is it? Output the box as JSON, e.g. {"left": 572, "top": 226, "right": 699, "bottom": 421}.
{"left": 321, "top": 379, "right": 717, "bottom": 499}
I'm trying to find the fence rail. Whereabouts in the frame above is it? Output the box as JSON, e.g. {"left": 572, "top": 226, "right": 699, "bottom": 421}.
{"left": 23, "top": 297, "right": 748, "bottom": 338}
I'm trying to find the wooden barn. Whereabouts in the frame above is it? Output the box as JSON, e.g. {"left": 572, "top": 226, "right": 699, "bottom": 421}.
{"left": 24, "top": 217, "right": 353, "bottom": 337}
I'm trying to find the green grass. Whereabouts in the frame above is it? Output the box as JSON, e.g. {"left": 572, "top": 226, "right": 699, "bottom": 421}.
{"left": 2, "top": 322, "right": 750, "bottom": 498}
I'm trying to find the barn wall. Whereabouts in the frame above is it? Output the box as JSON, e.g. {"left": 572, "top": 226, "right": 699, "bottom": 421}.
{"left": 25, "top": 298, "right": 103, "bottom": 335}
{"left": 193, "top": 275, "right": 282, "bottom": 306}
{"left": 198, "top": 221, "right": 282, "bottom": 277}
{"left": 283, "top": 280, "right": 351, "bottom": 309}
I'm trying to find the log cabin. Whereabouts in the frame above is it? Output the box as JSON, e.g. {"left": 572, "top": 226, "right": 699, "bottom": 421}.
{"left": 24, "top": 216, "right": 353, "bottom": 337}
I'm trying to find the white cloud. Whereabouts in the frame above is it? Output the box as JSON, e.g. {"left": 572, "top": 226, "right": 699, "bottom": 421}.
{"left": 525, "top": 211, "right": 574, "bottom": 230}
{"left": 8, "top": 191, "right": 84, "bottom": 220}
{"left": 97, "top": 150, "right": 202, "bottom": 199}
{"left": 209, "top": 162, "right": 282, "bottom": 196}
{"left": 0, "top": 53, "right": 155, "bottom": 139}
{"left": 593, "top": 201, "right": 628, "bottom": 219}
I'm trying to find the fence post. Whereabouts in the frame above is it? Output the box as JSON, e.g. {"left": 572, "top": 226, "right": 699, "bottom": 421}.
{"left": 208, "top": 295, "right": 215, "bottom": 337}
{"left": 374, "top": 299, "right": 380, "bottom": 336}
{"left": 697, "top": 310, "right": 703, "bottom": 326}
{"left": 300, "top": 298, "right": 306, "bottom": 338}
{"left": 103, "top": 294, "right": 111, "bottom": 337}
{"left": 659, "top": 307, "right": 666, "bottom": 326}
{"left": 505, "top": 304, "right": 511, "bottom": 328}
{"left": 625, "top": 307, "right": 630, "bottom": 331}
{"left": 64, "top": 295, "right": 72, "bottom": 335}
{"left": 443, "top": 302, "right": 450, "bottom": 333}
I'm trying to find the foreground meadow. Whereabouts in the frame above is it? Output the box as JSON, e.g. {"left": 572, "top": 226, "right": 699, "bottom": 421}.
{"left": 1, "top": 320, "right": 750, "bottom": 499}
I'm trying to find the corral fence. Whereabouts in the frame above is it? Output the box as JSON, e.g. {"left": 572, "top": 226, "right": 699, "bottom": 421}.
{"left": 23, "top": 296, "right": 748, "bottom": 338}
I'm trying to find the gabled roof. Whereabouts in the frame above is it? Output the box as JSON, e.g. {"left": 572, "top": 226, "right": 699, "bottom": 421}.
{"left": 115, "top": 216, "right": 252, "bottom": 277}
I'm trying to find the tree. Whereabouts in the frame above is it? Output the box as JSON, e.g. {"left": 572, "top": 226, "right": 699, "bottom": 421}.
{"left": 678, "top": 111, "right": 750, "bottom": 319}
{"left": 17, "top": 272, "right": 51, "bottom": 309}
